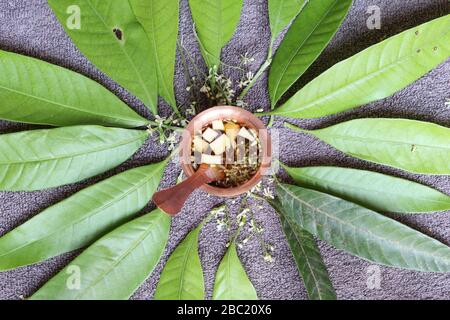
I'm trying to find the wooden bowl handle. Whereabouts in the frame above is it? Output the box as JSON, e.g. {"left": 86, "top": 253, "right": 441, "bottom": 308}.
{"left": 152, "top": 164, "right": 223, "bottom": 216}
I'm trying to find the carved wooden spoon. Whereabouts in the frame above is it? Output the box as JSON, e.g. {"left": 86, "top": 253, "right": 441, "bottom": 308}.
{"left": 152, "top": 164, "right": 225, "bottom": 216}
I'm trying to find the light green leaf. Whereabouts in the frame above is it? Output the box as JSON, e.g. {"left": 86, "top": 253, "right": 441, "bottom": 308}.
{"left": 276, "top": 183, "right": 450, "bottom": 272}
{"left": 129, "top": 0, "right": 179, "bottom": 108}
{"left": 286, "top": 118, "right": 450, "bottom": 175}
{"left": 30, "top": 209, "right": 171, "bottom": 300}
{"left": 270, "top": 14, "right": 450, "bottom": 118}
{"left": 269, "top": 0, "right": 352, "bottom": 107}
{"left": 0, "top": 50, "right": 147, "bottom": 128}
{"left": 0, "top": 160, "right": 167, "bottom": 270}
{"left": 268, "top": 0, "right": 306, "bottom": 43}
{"left": 283, "top": 164, "right": 450, "bottom": 213}
{"left": 0, "top": 125, "right": 148, "bottom": 191}
{"left": 189, "top": 0, "right": 244, "bottom": 68}
{"left": 154, "top": 225, "right": 204, "bottom": 300}
{"left": 212, "top": 242, "right": 258, "bottom": 300}
{"left": 48, "top": 0, "right": 158, "bottom": 113}
{"left": 269, "top": 199, "right": 336, "bottom": 300}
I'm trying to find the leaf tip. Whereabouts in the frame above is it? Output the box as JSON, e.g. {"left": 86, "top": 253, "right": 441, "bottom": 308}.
{"left": 284, "top": 122, "right": 307, "bottom": 133}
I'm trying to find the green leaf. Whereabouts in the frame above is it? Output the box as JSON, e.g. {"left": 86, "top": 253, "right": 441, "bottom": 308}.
{"left": 269, "top": 0, "right": 352, "bottom": 107}
{"left": 30, "top": 209, "right": 171, "bottom": 300}
{"left": 271, "top": 14, "right": 450, "bottom": 118}
{"left": 48, "top": 0, "right": 158, "bottom": 113}
{"left": 154, "top": 225, "right": 204, "bottom": 300}
{"left": 129, "top": 0, "right": 179, "bottom": 108}
{"left": 0, "top": 50, "right": 147, "bottom": 128}
{"left": 212, "top": 242, "right": 258, "bottom": 300}
{"left": 276, "top": 183, "right": 450, "bottom": 272}
{"left": 0, "top": 160, "right": 167, "bottom": 270}
{"left": 268, "top": 0, "right": 306, "bottom": 43}
{"left": 189, "top": 0, "right": 244, "bottom": 68}
{"left": 283, "top": 164, "right": 450, "bottom": 213}
{"left": 0, "top": 125, "right": 148, "bottom": 191}
{"left": 286, "top": 118, "right": 450, "bottom": 175}
{"left": 269, "top": 199, "right": 336, "bottom": 300}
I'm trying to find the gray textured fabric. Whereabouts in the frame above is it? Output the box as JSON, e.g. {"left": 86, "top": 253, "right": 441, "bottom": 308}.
{"left": 0, "top": 0, "right": 449, "bottom": 300}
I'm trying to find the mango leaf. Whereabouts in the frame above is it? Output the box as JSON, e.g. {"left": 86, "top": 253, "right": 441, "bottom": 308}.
{"left": 269, "top": 0, "right": 352, "bottom": 107}
{"left": 0, "top": 126, "right": 148, "bottom": 191}
{"left": 0, "top": 50, "right": 147, "bottom": 128}
{"left": 0, "top": 160, "right": 167, "bottom": 271}
{"left": 129, "top": 0, "right": 179, "bottom": 108}
{"left": 268, "top": 0, "right": 306, "bottom": 43}
{"left": 276, "top": 183, "right": 450, "bottom": 272}
{"left": 48, "top": 0, "right": 158, "bottom": 113}
{"left": 286, "top": 119, "right": 450, "bottom": 175}
{"left": 30, "top": 209, "right": 171, "bottom": 300}
{"left": 269, "top": 199, "right": 336, "bottom": 300}
{"left": 154, "top": 225, "right": 204, "bottom": 300}
{"left": 212, "top": 242, "right": 258, "bottom": 300}
{"left": 189, "top": 0, "right": 244, "bottom": 68}
{"left": 283, "top": 164, "right": 450, "bottom": 213}
{"left": 270, "top": 14, "right": 450, "bottom": 118}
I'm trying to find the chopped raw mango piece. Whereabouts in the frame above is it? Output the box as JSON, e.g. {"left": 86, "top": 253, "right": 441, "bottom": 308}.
{"left": 238, "top": 127, "right": 255, "bottom": 141}
{"left": 201, "top": 154, "right": 223, "bottom": 165}
{"left": 210, "top": 134, "right": 228, "bottom": 155}
{"left": 193, "top": 137, "right": 209, "bottom": 153}
{"left": 212, "top": 120, "right": 225, "bottom": 131}
{"left": 203, "top": 127, "right": 219, "bottom": 142}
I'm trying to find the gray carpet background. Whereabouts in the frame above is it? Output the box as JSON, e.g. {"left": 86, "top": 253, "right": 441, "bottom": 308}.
{"left": 0, "top": 0, "right": 449, "bottom": 300}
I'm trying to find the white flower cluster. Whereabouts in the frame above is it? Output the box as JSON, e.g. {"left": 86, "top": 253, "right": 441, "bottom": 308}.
{"left": 240, "top": 52, "right": 255, "bottom": 66}
{"left": 248, "top": 178, "right": 275, "bottom": 200}
{"left": 185, "top": 101, "right": 197, "bottom": 117}
{"left": 236, "top": 208, "right": 250, "bottom": 227}
{"left": 211, "top": 199, "right": 275, "bottom": 263}
{"left": 212, "top": 204, "right": 230, "bottom": 232}
{"left": 147, "top": 113, "right": 188, "bottom": 151}
{"left": 242, "top": 215, "right": 275, "bottom": 263}
{"left": 198, "top": 66, "right": 236, "bottom": 105}
{"left": 238, "top": 71, "right": 254, "bottom": 89}
{"left": 180, "top": 51, "right": 258, "bottom": 109}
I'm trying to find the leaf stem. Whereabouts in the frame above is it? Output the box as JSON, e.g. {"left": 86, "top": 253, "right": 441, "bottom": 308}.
{"left": 147, "top": 120, "right": 185, "bottom": 132}
{"left": 247, "top": 193, "right": 266, "bottom": 202}
{"left": 267, "top": 115, "right": 275, "bottom": 128}
{"left": 230, "top": 224, "right": 243, "bottom": 244}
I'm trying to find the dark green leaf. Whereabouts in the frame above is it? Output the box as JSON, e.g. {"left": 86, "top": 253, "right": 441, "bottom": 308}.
{"left": 270, "top": 15, "right": 450, "bottom": 118}
{"left": 276, "top": 183, "right": 450, "bottom": 272}
{"left": 286, "top": 119, "right": 450, "bottom": 175}
{"left": 48, "top": 0, "right": 158, "bottom": 113}
{"left": 0, "top": 50, "right": 147, "bottom": 128}
{"left": 270, "top": 199, "right": 336, "bottom": 300}
{"left": 269, "top": 0, "right": 352, "bottom": 107}
{"left": 154, "top": 225, "right": 204, "bottom": 300}
{"left": 283, "top": 164, "right": 450, "bottom": 213}
{"left": 30, "top": 209, "right": 171, "bottom": 300}
{"left": 130, "top": 0, "right": 179, "bottom": 108}
{"left": 212, "top": 242, "right": 258, "bottom": 300}
{"left": 0, "top": 125, "right": 148, "bottom": 191}
{"left": 0, "top": 160, "right": 167, "bottom": 270}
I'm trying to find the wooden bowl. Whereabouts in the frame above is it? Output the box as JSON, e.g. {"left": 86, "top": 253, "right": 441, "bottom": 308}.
{"left": 180, "top": 106, "right": 272, "bottom": 197}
